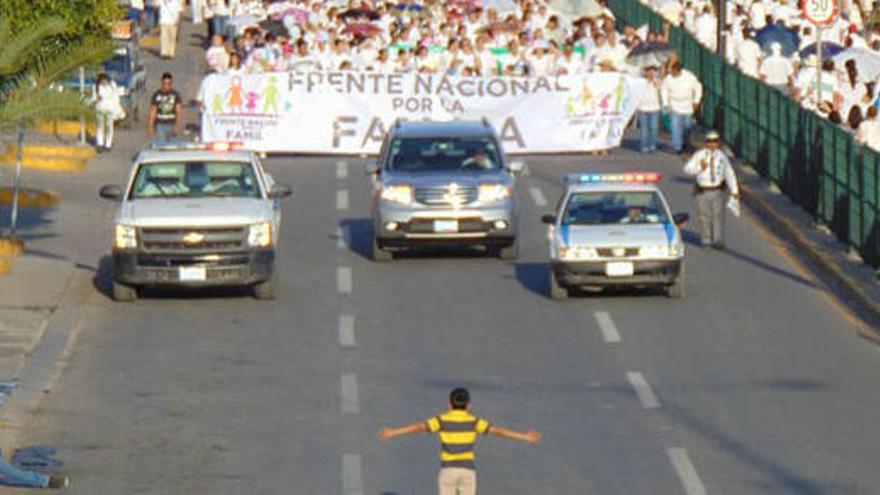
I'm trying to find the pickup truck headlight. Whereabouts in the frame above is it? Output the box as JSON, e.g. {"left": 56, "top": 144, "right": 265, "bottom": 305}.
{"left": 640, "top": 245, "right": 683, "bottom": 258}
{"left": 559, "top": 246, "right": 598, "bottom": 260}
{"left": 114, "top": 224, "right": 137, "bottom": 249}
{"left": 380, "top": 184, "right": 413, "bottom": 206}
{"left": 478, "top": 183, "right": 511, "bottom": 203}
{"left": 247, "top": 222, "right": 272, "bottom": 247}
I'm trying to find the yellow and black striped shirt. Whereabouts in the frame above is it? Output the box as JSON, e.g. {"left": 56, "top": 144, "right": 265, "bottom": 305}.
{"left": 426, "top": 410, "right": 491, "bottom": 469}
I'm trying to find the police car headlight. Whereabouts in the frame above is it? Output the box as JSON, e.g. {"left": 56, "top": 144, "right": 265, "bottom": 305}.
{"left": 247, "top": 222, "right": 272, "bottom": 247}
{"left": 380, "top": 184, "right": 413, "bottom": 205}
{"left": 114, "top": 224, "right": 137, "bottom": 249}
{"left": 559, "top": 246, "right": 598, "bottom": 260}
{"left": 640, "top": 245, "right": 683, "bottom": 258}
{"left": 478, "top": 183, "right": 510, "bottom": 203}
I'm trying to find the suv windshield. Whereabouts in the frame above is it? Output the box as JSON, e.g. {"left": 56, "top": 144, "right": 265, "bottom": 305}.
{"left": 130, "top": 161, "right": 260, "bottom": 199}
{"left": 562, "top": 191, "right": 670, "bottom": 225}
{"left": 387, "top": 137, "right": 502, "bottom": 172}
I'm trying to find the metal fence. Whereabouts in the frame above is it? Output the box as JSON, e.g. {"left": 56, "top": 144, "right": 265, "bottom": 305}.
{"left": 608, "top": 0, "right": 880, "bottom": 268}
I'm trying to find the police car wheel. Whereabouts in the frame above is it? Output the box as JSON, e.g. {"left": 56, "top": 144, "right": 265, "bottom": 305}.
{"left": 112, "top": 281, "right": 137, "bottom": 302}
{"left": 666, "top": 269, "right": 685, "bottom": 299}
{"left": 548, "top": 271, "right": 568, "bottom": 300}
{"left": 371, "top": 235, "right": 392, "bottom": 262}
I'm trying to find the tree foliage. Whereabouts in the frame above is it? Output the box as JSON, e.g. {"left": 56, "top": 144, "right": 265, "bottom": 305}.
{"left": 0, "top": 0, "right": 121, "bottom": 54}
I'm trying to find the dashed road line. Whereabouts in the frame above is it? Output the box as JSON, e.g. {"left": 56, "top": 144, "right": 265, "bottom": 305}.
{"left": 339, "top": 315, "right": 356, "bottom": 347}
{"left": 337, "top": 266, "right": 352, "bottom": 294}
{"left": 336, "top": 161, "right": 349, "bottom": 179}
{"left": 667, "top": 448, "right": 707, "bottom": 495}
{"left": 529, "top": 186, "right": 548, "bottom": 207}
{"left": 626, "top": 371, "right": 660, "bottom": 409}
{"left": 342, "top": 453, "right": 363, "bottom": 495}
{"left": 340, "top": 373, "right": 360, "bottom": 414}
{"left": 337, "top": 189, "right": 349, "bottom": 210}
{"left": 337, "top": 225, "right": 350, "bottom": 250}
{"left": 593, "top": 311, "right": 621, "bottom": 343}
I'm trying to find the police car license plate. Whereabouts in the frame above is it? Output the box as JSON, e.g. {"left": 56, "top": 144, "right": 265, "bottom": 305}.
{"left": 605, "top": 262, "right": 634, "bottom": 277}
{"left": 179, "top": 266, "right": 206, "bottom": 282}
{"left": 433, "top": 220, "right": 459, "bottom": 233}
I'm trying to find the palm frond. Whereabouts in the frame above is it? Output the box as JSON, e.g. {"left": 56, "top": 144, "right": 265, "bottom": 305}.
{"left": 0, "top": 86, "right": 94, "bottom": 130}
{"left": 0, "top": 16, "right": 68, "bottom": 76}
{"left": 31, "top": 36, "right": 115, "bottom": 88}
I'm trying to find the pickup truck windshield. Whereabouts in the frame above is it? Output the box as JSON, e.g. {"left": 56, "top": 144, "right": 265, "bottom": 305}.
{"left": 387, "top": 137, "right": 503, "bottom": 172}
{"left": 130, "top": 161, "right": 260, "bottom": 199}
{"left": 562, "top": 191, "right": 670, "bottom": 225}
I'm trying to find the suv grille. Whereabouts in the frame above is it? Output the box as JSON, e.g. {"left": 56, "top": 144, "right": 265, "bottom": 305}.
{"left": 140, "top": 227, "right": 247, "bottom": 252}
{"left": 597, "top": 247, "right": 640, "bottom": 258}
{"left": 414, "top": 185, "right": 478, "bottom": 206}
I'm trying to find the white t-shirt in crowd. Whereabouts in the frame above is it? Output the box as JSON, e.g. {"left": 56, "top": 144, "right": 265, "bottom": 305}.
{"left": 857, "top": 118, "right": 880, "bottom": 150}
{"left": 661, "top": 69, "right": 703, "bottom": 114}
{"left": 749, "top": 1, "right": 767, "bottom": 30}
{"left": 694, "top": 13, "right": 717, "bottom": 50}
{"left": 736, "top": 39, "right": 762, "bottom": 78}
{"left": 638, "top": 80, "right": 662, "bottom": 112}
{"left": 159, "top": 0, "right": 181, "bottom": 25}
{"left": 760, "top": 54, "right": 794, "bottom": 86}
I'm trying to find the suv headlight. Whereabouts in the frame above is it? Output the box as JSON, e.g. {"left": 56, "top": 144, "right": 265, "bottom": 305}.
{"left": 559, "top": 246, "right": 598, "bottom": 260}
{"left": 248, "top": 222, "right": 272, "bottom": 247}
{"left": 114, "top": 224, "right": 137, "bottom": 249}
{"left": 478, "top": 183, "right": 511, "bottom": 203}
{"left": 380, "top": 184, "right": 413, "bottom": 205}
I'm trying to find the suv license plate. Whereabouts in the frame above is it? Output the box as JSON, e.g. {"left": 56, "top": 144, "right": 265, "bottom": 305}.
{"left": 434, "top": 220, "right": 459, "bottom": 233}
{"left": 605, "top": 262, "right": 634, "bottom": 277}
{"left": 179, "top": 266, "right": 207, "bottom": 282}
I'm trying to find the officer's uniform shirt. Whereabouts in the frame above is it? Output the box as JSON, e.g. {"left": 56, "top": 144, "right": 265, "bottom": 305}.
{"left": 683, "top": 147, "right": 740, "bottom": 195}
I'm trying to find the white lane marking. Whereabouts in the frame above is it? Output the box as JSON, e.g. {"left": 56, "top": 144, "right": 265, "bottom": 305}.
{"left": 626, "top": 372, "right": 660, "bottom": 409}
{"left": 337, "top": 225, "right": 350, "bottom": 250}
{"left": 337, "top": 189, "right": 349, "bottom": 210}
{"left": 529, "top": 186, "right": 548, "bottom": 207}
{"left": 339, "top": 315, "right": 356, "bottom": 347}
{"left": 336, "top": 161, "right": 349, "bottom": 179}
{"left": 337, "top": 267, "right": 352, "bottom": 294}
{"left": 594, "top": 311, "right": 621, "bottom": 343}
{"left": 342, "top": 453, "right": 363, "bottom": 495}
{"left": 341, "top": 373, "right": 360, "bottom": 414}
{"left": 667, "top": 448, "right": 707, "bottom": 495}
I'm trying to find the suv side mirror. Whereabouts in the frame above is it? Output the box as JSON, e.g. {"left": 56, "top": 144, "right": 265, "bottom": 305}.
{"left": 673, "top": 212, "right": 689, "bottom": 225}
{"left": 99, "top": 185, "right": 123, "bottom": 200}
{"left": 508, "top": 161, "right": 525, "bottom": 175}
{"left": 364, "top": 161, "right": 379, "bottom": 175}
{"left": 268, "top": 183, "right": 293, "bottom": 199}
{"left": 541, "top": 214, "right": 556, "bottom": 224}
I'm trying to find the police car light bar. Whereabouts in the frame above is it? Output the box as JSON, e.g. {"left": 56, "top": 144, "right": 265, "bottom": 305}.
{"left": 564, "top": 172, "right": 662, "bottom": 184}
{"left": 149, "top": 141, "right": 244, "bottom": 152}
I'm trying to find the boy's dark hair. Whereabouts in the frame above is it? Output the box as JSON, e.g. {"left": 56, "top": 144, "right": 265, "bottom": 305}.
{"left": 450, "top": 388, "right": 470, "bottom": 410}
{"left": 161, "top": 72, "right": 173, "bottom": 80}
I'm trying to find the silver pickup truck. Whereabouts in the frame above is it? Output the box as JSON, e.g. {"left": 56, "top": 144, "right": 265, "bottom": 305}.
{"left": 99, "top": 144, "right": 291, "bottom": 301}
{"left": 367, "top": 119, "right": 522, "bottom": 261}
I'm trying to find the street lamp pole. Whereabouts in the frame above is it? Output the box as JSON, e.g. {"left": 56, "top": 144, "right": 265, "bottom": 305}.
{"left": 716, "top": 0, "right": 726, "bottom": 56}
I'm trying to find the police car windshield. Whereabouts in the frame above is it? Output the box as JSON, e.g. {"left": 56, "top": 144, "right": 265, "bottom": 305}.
{"left": 130, "top": 161, "right": 260, "bottom": 199}
{"left": 387, "top": 137, "right": 502, "bottom": 172}
{"left": 562, "top": 191, "right": 670, "bottom": 225}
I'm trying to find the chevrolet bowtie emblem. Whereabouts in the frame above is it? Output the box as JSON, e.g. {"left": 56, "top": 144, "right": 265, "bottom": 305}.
{"left": 182, "top": 232, "right": 205, "bottom": 244}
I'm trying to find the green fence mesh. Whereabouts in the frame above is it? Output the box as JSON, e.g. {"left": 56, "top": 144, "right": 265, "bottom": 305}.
{"left": 609, "top": 0, "right": 880, "bottom": 268}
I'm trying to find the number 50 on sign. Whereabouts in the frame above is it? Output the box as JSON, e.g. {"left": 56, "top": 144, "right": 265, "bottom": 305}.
{"left": 802, "top": 0, "right": 838, "bottom": 26}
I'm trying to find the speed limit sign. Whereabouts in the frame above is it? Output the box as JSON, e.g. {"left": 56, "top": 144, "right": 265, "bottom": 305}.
{"left": 802, "top": 0, "right": 839, "bottom": 26}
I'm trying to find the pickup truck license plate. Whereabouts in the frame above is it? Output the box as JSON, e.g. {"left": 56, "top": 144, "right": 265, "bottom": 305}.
{"left": 433, "top": 220, "right": 459, "bottom": 233}
{"left": 179, "top": 266, "right": 207, "bottom": 282}
{"left": 605, "top": 262, "right": 634, "bottom": 277}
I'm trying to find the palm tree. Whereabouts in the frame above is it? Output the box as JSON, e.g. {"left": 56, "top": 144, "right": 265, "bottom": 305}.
{"left": 0, "top": 15, "right": 114, "bottom": 236}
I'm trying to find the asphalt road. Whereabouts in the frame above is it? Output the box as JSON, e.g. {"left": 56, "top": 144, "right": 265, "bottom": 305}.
{"left": 4, "top": 142, "right": 880, "bottom": 494}
{"left": 5, "top": 20, "right": 880, "bottom": 495}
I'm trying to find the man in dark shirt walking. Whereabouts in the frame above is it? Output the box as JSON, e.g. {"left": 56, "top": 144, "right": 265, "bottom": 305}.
{"left": 147, "top": 72, "right": 182, "bottom": 144}
{"left": 380, "top": 388, "right": 541, "bottom": 495}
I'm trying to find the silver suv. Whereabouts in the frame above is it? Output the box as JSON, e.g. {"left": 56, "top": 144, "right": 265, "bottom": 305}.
{"left": 367, "top": 120, "right": 523, "bottom": 261}
{"left": 99, "top": 144, "right": 292, "bottom": 301}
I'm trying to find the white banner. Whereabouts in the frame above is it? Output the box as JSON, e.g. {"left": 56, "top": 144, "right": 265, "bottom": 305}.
{"left": 199, "top": 71, "right": 647, "bottom": 154}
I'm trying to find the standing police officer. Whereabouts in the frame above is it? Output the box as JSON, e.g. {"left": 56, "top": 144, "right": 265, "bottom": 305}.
{"left": 683, "top": 131, "right": 740, "bottom": 249}
{"left": 380, "top": 387, "right": 541, "bottom": 495}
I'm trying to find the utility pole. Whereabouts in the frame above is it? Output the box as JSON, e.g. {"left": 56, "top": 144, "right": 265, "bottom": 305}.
{"left": 716, "top": 0, "right": 726, "bottom": 56}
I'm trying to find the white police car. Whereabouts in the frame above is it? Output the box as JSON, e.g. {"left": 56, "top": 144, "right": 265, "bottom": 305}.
{"left": 542, "top": 173, "right": 689, "bottom": 299}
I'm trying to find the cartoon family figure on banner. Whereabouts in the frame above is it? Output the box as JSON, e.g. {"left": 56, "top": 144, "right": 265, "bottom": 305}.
{"left": 214, "top": 75, "right": 285, "bottom": 116}
{"left": 565, "top": 75, "right": 629, "bottom": 119}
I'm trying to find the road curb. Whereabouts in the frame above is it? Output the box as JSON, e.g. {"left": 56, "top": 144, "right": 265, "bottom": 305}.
{"left": 0, "top": 238, "right": 24, "bottom": 276}
{"left": 0, "top": 156, "right": 87, "bottom": 172}
{"left": 31, "top": 120, "right": 95, "bottom": 138}
{"left": 738, "top": 172, "right": 880, "bottom": 341}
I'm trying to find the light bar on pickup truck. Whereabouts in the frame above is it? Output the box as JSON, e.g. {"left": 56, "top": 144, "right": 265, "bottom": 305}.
{"left": 564, "top": 172, "right": 662, "bottom": 185}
